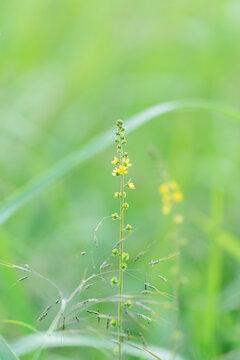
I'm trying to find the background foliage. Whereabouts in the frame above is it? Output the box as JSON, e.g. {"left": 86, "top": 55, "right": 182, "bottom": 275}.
{"left": 0, "top": 1, "right": 240, "bottom": 359}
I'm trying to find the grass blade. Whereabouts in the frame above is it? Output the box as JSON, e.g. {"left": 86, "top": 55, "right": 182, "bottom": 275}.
{"left": 11, "top": 332, "right": 185, "bottom": 360}
{"left": 0, "top": 99, "right": 240, "bottom": 225}
{"left": 0, "top": 336, "right": 20, "bottom": 360}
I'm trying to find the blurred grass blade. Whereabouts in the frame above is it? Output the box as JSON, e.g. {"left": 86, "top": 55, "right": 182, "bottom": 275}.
{"left": 0, "top": 336, "right": 20, "bottom": 360}
{"left": 217, "top": 231, "right": 240, "bottom": 262}
{"left": 0, "top": 99, "right": 240, "bottom": 225}
{"left": 193, "top": 211, "right": 240, "bottom": 262}
{"left": 0, "top": 320, "right": 39, "bottom": 334}
{"left": 11, "top": 333, "right": 184, "bottom": 360}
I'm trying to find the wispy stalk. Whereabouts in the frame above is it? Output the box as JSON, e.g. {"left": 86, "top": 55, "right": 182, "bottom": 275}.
{"left": 111, "top": 119, "right": 134, "bottom": 359}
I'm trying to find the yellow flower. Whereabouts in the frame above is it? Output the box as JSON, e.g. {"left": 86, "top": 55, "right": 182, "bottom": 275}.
{"left": 123, "top": 158, "right": 132, "bottom": 168}
{"left": 112, "top": 168, "right": 120, "bottom": 176}
{"left": 159, "top": 184, "right": 169, "bottom": 195}
{"left": 118, "top": 165, "right": 128, "bottom": 174}
{"left": 162, "top": 205, "right": 172, "bottom": 215}
{"left": 173, "top": 191, "right": 184, "bottom": 202}
{"left": 174, "top": 214, "right": 184, "bottom": 224}
{"left": 111, "top": 157, "right": 119, "bottom": 165}
{"left": 170, "top": 180, "right": 179, "bottom": 191}
{"left": 127, "top": 182, "right": 135, "bottom": 189}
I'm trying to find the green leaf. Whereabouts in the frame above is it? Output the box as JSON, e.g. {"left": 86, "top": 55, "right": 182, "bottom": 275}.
{"left": 11, "top": 332, "right": 184, "bottom": 360}
{"left": 0, "top": 336, "right": 20, "bottom": 360}
{"left": 0, "top": 99, "right": 240, "bottom": 225}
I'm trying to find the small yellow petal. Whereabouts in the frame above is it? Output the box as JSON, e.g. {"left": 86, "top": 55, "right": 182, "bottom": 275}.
{"left": 123, "top": 158, "right": 132, "bottom": 168}
{"left": 173, "top": 191, "right": 184, "bottom": 202}
{"left": 159, "top": 184, "right": 169, "bottom": 195}
{"left": 111, "top": 157, "right": 119, "bottom": 165}
{"left": 112, "top": 168, "right": 120, "bottom": 176}
{"left": 118, "top": 165, "right": 128, "bottom": 174}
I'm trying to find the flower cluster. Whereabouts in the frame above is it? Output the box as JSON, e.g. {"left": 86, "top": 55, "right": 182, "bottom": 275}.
{"left": 110, "top": 120, "right": 134, "bottom": 286}
{"left": 159, "top": 180, "right": 184, "bottom": 223}
{"left": 112, "top": 156, "right": 132, "bottom": 177}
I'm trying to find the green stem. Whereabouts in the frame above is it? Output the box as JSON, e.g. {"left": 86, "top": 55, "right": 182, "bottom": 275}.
{"left": 118, "top": 173, "right": 124, "bottom": 360}
{"left": 170, "top": 224, "right": 180, "bottom": 360}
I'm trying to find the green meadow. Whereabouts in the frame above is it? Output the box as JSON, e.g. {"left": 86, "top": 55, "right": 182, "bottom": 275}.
{"left": 0, "top": 1, "right": 240, "bottom": 359}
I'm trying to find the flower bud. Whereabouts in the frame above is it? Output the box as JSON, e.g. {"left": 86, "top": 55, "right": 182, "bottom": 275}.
{"left": 124, "top": 300, "right": 132, "bottom": 309}
{"left": 125, "top": 224, "right": 132, "bottom": 231}
{"left": 114, "top": 192, "right": 120, "bottom": 199}
{"left": 120, "top": 263, "right": 127, "bottom": 270}
{"left": 127, "top": 182, "right": 135, "bottom": 190}
{"left": 123, "top": 203, "right": 129, "bottom": 210}
{"left": 110, "top": 277, "right": 118, "bottom": 285}
{"left": 110, "top": 319, "right": 117, "bottom": 327}
{"left": 112, "top": 212, "right": 119, "bottom": 220}
{"left": 123, "top": 252, "right": 129, "bottom": 261}
{"left": 112, "top": 248, "right": 118, "bottom": 256}
{"left": 116, "top": 119, "right": 123, "bottom": 127}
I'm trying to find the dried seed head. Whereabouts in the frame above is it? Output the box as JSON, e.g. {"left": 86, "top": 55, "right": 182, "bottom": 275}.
{"left": 144, "top": 282, "right": 158, "bottom": 291}
{"left": 158, "top": 275, "right": 167, "bottom": 282}
{"left": 137, "top": 313, "right": 152, "bottom": 324}
{"left": 139, "top": 332, "right": 148, "bottom": 347}
{"left": 134, "top": 251, "right": 144, "bottom": 262}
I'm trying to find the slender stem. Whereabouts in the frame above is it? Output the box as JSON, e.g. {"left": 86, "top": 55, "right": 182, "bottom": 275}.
{"left": 171, "top": 224, "right": 180, "bottom": 360}
{"left": 118, "top": 170, "right": 124, "bottom": 359}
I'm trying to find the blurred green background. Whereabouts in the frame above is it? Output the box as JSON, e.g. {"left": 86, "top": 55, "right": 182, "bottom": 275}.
{"left": 0, "top": 1, "right": 240, "bottom": 359}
